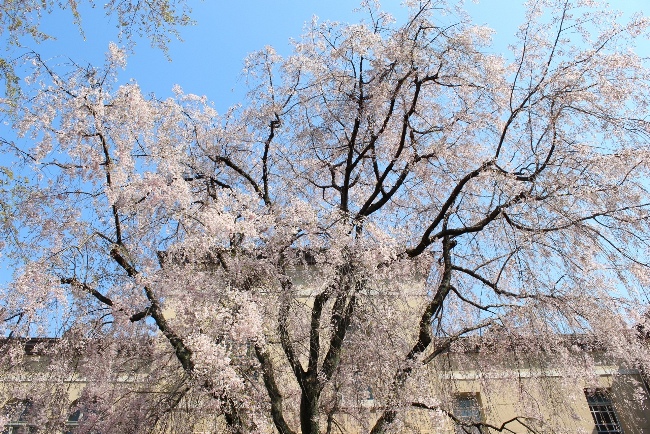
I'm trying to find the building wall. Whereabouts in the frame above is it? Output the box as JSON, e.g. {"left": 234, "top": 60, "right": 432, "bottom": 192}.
{"left": 329, "top": 363, "right": 650, "bottom": 434}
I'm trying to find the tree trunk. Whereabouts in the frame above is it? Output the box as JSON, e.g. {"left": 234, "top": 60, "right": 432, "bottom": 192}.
{"left": 300, "top": 386, "right": 321, "bottom": 434}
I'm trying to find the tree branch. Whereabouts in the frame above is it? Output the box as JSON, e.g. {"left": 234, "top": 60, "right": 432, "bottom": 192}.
{"left": 277, "top": 277, "right": 306, "bottom": 385}
{"left": 407, "top": 161, "right": 494, "bottom": 257}
{"left": 262, "top": 115, "right": 280, "bottom": 206}
{"left": 370, "top": 234, "right": 455, "bottom": 434}
{"left": 411, "top": 402, "right": 540, "bottom": 433}
{"left": 254, "top": 344, "right": 297, "bottom": 434}
{"left": 60, "top": 277, "right": 152, "bottom": 322}
{"left": 320, "top": 292, "right": 356, "bottom": 383}
{"left": 108, "top": 246, "right": 194, "bottom": 372}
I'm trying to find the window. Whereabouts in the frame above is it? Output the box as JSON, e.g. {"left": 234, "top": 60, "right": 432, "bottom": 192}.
{"left": 64, "top": 408, "right": 82, "bottom": 434}
{"left": 585, "top": 389, "right": 624, "bottom": 434}
{"left": 453, "top": 394, "right": 483, "bottom": 434}
{"left": 2, "top": 400, "right": 38, "bottom": 434}
{"left": 64, "top": 400, "right": 102, "bottom": 434}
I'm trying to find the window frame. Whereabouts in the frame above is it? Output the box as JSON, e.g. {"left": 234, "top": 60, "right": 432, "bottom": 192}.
{"left": 2, "top": 399, "right": 38, "bottom": 434}
{"left": 453, "top": 393, "right": 484, "bottom": 434}
{"left": 584, "top": 388, "right": 624, "bottom": 434}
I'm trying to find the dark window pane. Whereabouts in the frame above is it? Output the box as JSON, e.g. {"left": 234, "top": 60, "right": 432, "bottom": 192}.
{"left": 585, "top": 389, "right": 623, "bottom": 434}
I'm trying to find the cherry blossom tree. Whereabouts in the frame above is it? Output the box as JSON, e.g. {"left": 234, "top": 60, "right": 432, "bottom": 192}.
{"left": 2, "top": 1, "right": 650, "bottom": 433}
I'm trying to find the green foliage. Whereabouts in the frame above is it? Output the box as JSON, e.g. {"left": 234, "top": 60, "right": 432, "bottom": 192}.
{"left": 0, "top": 57, "right": 20, "bottom": 102}
{"left": 0, "top": 0, "right": 195, "bottom": 100}
{"left": 0, "top": 163, "right": 31, "bottom": 263}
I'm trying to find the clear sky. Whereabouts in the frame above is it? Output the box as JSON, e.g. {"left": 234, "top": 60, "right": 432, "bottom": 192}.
{"left": 33, "top": 1, "right": 419, "bottom": 110}
{"left": 25, "top": 0, "right": 648, "bottom": 111}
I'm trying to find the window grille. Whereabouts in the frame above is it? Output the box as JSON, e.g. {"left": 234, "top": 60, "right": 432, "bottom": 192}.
{"left": 453, "top": 394, "right": 483, "bottom": 434}
{"left": 585, "top": 389, "right": 624, "bottom": 434}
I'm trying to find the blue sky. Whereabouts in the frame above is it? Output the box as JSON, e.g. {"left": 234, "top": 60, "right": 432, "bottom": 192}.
{"left": 34, "top": 1, "right": 418, "bottom": 110}
{"left": 0, "top": 0, "right": 649, "bottom": 285}
{"left": 11, "top": 0, "right": 650, "bottom": 111}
